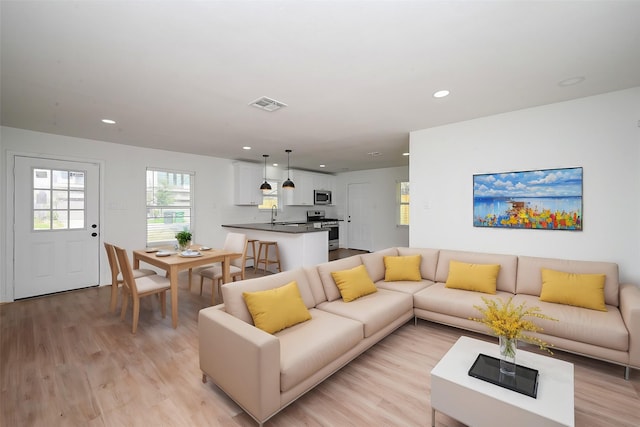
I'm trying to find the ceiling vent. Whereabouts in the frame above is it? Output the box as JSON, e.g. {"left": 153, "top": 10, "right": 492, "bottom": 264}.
{"left": 249, "top": 96, "right": 287, "bottom": 112}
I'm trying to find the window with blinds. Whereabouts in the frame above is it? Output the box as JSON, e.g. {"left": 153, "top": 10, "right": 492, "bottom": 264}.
{"left": 399, "top": 181, "right": 409, "bottom": 226}
{"left": 146, "top": 169, "right": 193, "bottom": 246}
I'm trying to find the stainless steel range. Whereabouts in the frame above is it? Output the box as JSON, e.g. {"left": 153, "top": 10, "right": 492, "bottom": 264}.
{"left": 306, "top": 210, "right": 339, "bottom": 251}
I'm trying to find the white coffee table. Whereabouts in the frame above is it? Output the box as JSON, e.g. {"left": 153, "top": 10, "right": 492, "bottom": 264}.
{"left": 430, "top": 336, "right": 574, "bottom": 427}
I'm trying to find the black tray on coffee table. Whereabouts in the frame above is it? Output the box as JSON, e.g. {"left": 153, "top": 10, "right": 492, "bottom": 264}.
{"left": 468, "top": 353, "right": 539, "bottom": 398}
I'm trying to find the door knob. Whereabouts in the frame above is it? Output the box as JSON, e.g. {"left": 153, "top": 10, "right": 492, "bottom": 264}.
{"left": 91, "top": 224, "right": 97, "bottom": 228}
{"left": 91, "top": 232, "right": 98, "bottom": 237}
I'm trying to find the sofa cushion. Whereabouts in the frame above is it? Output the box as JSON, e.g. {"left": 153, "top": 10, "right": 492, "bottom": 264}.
{"left": 540, "top": 269, "right": 607, "bottom": 311}
{"left": 317, "top": 289, "right": 413, "bottom": 338}
{"left": 517, "top": 255, "right": 620, "bottom": 307}
{"left": 222, "top": 268, "right": 316, "bottom": 324}
{"left": 317, "top": 256, "right": 364, "bottom": 302}
{"left": 444, "top": 260, "right": 500, "bottom": 294}
{"left": 304, "top": 266, "right": 328, "bottom": 305}
{"left": 435, "top": 250, "right": 517, "bottom": 294}
{"left": 331, "top": 265, "right": 378, "bottom": 302}
{"left": 512, "top": 295, "right": 628, "bottom": 352}
{"left": 277, "top": 309, "right": 363, "bottom": 392}
{"left": 375, "top": 279, "right": 433, "bottom": 295}
{"left": 384, "top": 255, "right": 422, "bottom": 281}
{"left": 413, "top": 283, "right": 515, "bottom": 321}
{"left": 243, "top": 281, "right": 312, "bottom": 334}
{"left": 361, "top": 248, "right": 399, "bottom": 282}
{"left": 397, "top": 247, "right": 439, "bottom": 281}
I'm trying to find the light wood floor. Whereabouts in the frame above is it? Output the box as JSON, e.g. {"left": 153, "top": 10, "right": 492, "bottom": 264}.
{"left": 1, "top": 272, "right": 639, "bottom": 426}
{"left": 329, "top": 248, "right": 369, "bottom": 261}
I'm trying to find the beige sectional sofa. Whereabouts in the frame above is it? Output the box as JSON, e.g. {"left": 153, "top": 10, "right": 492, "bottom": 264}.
{"left": 198, "top": 247, "right": 640, "bottom": 426}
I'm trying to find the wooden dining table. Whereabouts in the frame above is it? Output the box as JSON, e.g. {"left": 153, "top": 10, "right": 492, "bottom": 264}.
{"left": 132, "top": 246, "right": 242, "bottom": 328}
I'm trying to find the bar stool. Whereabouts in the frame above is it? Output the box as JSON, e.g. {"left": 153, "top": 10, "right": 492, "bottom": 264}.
{"left": 245, "top": 239, "right": 259, "bottom": 271}
{"left": 255, "top": 241, "right": 282, "bottom": 274}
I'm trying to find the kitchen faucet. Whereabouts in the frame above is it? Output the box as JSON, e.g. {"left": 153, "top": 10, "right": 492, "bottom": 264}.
{"left": 271, "top": 205, "right": 278, "bottom": 224}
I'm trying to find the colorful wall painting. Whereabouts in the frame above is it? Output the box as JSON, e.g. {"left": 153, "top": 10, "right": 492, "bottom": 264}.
{"left": 473, "top": 167, "right": 583, "bottom": 231}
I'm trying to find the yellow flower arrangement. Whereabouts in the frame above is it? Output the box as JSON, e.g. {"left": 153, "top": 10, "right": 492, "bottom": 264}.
{"left": 470, "top": 296, "right": 558, "bottom": 354}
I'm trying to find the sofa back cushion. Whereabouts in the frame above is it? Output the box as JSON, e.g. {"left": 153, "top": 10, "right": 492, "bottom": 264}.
{"left": 361, "top": 248, "right": 399, "bottom": 282}
{"left": 317, "top": 256, "right": 364, "bottom": 301}
{"left": 304, "top": 266, "right": 328, "bottom": 304}
{"left": 435, "top": 250, "right": 518, "bottom": 294}
{"left": 222, "top": 268, "right": 317, "bottom": 324}
{"left": 517, "top": 256, "right": 619, "bottom": 307}
{"left": 397, "top": 247, "right": 439, "bottom": 281}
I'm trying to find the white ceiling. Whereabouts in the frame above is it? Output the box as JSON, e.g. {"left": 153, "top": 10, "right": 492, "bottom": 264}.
{"left": 2, "top": 1, "right": 640, "bottom": 173}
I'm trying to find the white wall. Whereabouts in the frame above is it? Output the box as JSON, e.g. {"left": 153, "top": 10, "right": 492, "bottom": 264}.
{"left": 0, "top": 126, "right": 400, "bottom": 301}
{"left": 0, "top": 127, "right": 229, "bottom": 300}
{"left": 335, "top": 166, "right": 410, "bottom": 251}
{"left": 0, "top": 130, "right": 5, "bottom": 301}
{"left": 410, "top": 87, "right": 640, "bottom": 284}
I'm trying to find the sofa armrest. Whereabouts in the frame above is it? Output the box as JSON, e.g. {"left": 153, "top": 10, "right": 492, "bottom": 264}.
{"left": 199, "top": 306, "right": 280, "bottom": 423}
{"left": 620, "top": 283, "right": 640, "bottom": 368}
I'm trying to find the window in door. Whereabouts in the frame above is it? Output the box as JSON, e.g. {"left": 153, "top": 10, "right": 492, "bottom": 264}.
{"left": 146, "top": 168, "right": 194, "bottom": 246}
{"left": 398, "top": 181, "right": 409, "bottom": 226}
{"left": 32, "top": 168, "right": 86, "bottom": 230}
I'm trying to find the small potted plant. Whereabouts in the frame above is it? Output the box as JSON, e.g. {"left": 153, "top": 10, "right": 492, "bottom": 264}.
{"left": 175, "top": 230, "right": 192, "bottom": 251}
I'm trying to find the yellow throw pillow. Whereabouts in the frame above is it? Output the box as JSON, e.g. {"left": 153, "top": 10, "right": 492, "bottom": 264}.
{"left": 540, "top": 268, "right": 607, "bottom": 311}
{"left": 331, "top": 264, "right": 377, "bottom": 302}
{"left": 384, "top": 255, "right": 422, "bottom": 281}
{"left": 242, "top": 281, "right": 312, "bottom": 334}
{"left": 445, "top": 260, "right": 500, "bottom": 294}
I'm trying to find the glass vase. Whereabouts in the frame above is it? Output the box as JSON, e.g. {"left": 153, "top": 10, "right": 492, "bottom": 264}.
{"left": 499, "top": 336, "right": 517, "bottom": 376}
{"left": 178, "top": 241, "right": 191, "bottom": 252}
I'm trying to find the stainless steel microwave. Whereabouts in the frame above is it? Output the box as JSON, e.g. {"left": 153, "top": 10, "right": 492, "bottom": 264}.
{"left": 314, "top": 190, "right": 332, "bottom": 205}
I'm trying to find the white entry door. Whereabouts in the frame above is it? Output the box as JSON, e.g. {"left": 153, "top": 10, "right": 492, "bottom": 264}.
{"left": 13, "top": 156, "right": 100, "bottom": 299}
{"left": 346, "top": 182, "right": 372, "bottom": 251}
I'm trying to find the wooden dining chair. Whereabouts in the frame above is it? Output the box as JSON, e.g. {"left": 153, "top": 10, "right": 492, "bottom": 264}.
{"left": 114, "top": 245, "right": 171, "bottom": 334}
{"left": 199, "top": 232, "right": 248, "bottom": 305}
{"left": 104, "top": 242, "right": 156, "bottom": 313}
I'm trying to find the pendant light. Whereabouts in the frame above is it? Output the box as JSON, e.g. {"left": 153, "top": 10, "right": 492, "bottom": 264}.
{"left": 282, "top": 149, "right": 295, "bottom": 189}
{"left": 260, "top": 154, "right": 272, "bottom": 191}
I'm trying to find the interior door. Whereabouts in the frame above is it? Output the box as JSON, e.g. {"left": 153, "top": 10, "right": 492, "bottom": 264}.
{"left": 347, "top": 182, "right": 372, "bottom": 251}
{"left": 13, "top": 156, "right": 100, "bottom": 299}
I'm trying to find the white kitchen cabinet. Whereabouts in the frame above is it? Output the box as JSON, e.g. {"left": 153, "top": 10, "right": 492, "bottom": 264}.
{"left": 283, "top": 170, "right": 314, "bottom": 206}
{"left": 234, "top": 162, "right": 264, "bottom": 205}
{"left": 284, "top": 170, "right": 335, "bottom": 205}
{"left": 313, "top": 173, "right": 333, "bottom": 192}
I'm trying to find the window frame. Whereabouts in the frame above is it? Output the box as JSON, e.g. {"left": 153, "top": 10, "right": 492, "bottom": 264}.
{"left": 398, "top": 180, "right": 409, "bottom": 227}
{"left": 32, "top": 167, "right": 87, "bottom": 231}
{"left": 146, "top": 167, "right": 195, "bottom": 247}
{"left": 258, "top": 179, "right": 280, "bottom": 210}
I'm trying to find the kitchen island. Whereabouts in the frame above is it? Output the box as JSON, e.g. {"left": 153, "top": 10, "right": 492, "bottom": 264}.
{"left": 221, "top": 223, "right": 328, "bottom": 272}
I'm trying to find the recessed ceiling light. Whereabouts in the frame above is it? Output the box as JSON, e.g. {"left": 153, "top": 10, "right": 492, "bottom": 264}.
{"left": 242, "top": 146, "right": 252, "bottom": 150}
{"left": 433, "top": 90, "right": 450, "bottom": 98}
{"left": 367, "top": 151, "right": 381, "bottom": 157}
{"left": 319, "top": 164, "right": 326, "bottom": 168}
{"left": 273, "top": 163, "right": 278, "bottom": 167}
{"left": 558, "top": 76, "right": 585, "bottom": 87}
{"left": 101, "top": 119, "right": 116, "bottom": 124}
{"left": 402, "top": 152, "right": 410, "bottom": 156}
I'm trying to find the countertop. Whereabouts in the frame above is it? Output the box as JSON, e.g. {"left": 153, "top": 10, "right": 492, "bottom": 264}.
{"left": 222, "top": 223, "right": 329, "bottom": 234}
